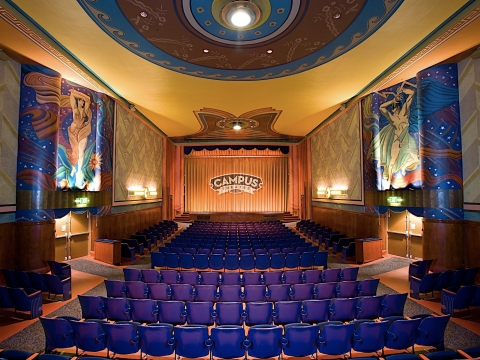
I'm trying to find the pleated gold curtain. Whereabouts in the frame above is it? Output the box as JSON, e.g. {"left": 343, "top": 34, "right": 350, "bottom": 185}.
{"left": 185, "top": 149, "right": 288, "bottom": 212}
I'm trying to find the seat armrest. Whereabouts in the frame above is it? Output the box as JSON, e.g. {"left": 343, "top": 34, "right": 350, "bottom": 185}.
{"left": 457, "top": 350, "right": 474, "bottom": 359}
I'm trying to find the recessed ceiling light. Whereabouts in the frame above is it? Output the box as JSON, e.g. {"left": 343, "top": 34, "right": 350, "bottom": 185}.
{"left": 204, "top": 49, "right": 210, "bottom": 53}
{"left": 228, "top": 6, "right": 254, "bottom": 27}
{"left": 333, "top": 13, "right": 340, "bottom": 19}
{"left": 266, "top": 49, "right": 273, "bottom": 54}
{"left": 140, "top": 11, "right": 148, "bottom": 18}
{"left": 222, "top": 1, "right": 261, "bottom": 29}
{"left": 233, "top": 123, "right": 242, "bottom": 130}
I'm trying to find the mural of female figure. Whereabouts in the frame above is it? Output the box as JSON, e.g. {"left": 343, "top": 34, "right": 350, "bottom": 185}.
{"left": 67, "top": 89, "right": 92, "bottom": 188}
{"left": 368, "top": 81, "right": 420, "bottom": 189}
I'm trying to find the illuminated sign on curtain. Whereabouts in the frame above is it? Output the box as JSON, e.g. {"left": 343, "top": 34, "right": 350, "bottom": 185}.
{"left": 210, "top": 174, "right": 263, "bottom": 195}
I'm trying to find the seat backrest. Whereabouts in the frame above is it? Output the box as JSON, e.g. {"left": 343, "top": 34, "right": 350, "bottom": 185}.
{"left": 211, "top": 325, "right": 246, "bottom": 359}
{"left": 70, "top": 320, "right": 107, "bottom": 353}
{"left": 186, "top": 301, "right": 216, "bottom": 325}
{"left": 123, "top": 268, "right": 142, "bottom": 281}
{"left": 104, "top": 279, "right": 126, "bottom": 297}
{"left": 415, "top": 314, "right": 450, "bottom": 348}
{"left": 314, "top": 282, "right": 337, "bottom": 300}
{"left": 170, "top": 284, "right": 195, "bottom": 301}
{"left": 217, "top": 285, "right": 242, "bottom": 302}
{"left": 283, "top": 323, "right": 319, "bottom": 357}
{"left": 103, "top": 322, "right": 140, "bottom": 355}
{"left": 157, "top": 300, "right": 187, "bottom": 325}
{"left": 243, "top": 272, "right": 262, "bottom": 285}
{"left": 174, "top": 325, "right": 211, "bottom": 359}
{"left": 272, "top": 301, "right": 302, "bottom": 324}
{"left": 137, "top": 323, "right": 175, "bottom": 357}
{"left": 318, "top": 322, "right": 355, "bottom": 356}
{"left": 216, "top": 301, "right": 244, "bottom": 325}
{"left": 352, "top": 320, "right": 389, "bottom": 353}
{"left": 263, "top": 271, "right": 283, "bottom": 286}
{"left": 124, "top": 281, "right": 149, "bottom": 299}
{"left": 385, "top": 318, "right": 422, "bottom": 351}
{"left": 246, "top": 325, "right": 283, "bottom": 359}
{"left": 221, "top": 272, "right": 241, "bottom": 285}
{"left": 147, "top": 283, "right": 170, "bottom": 300}
{"left": 39, "top": 317, "right": 75, "bottom": 352}
{"left": 302, "top": 299, "right": 330, "bottom": 323}
{"left": 101, "top": 296, "right": 130, "bottom": 321}
{"left": 290, "top": 283, "right": 314, "bottom": 301}
{"left": 78, "top": 294, "right": 106, "bottom": 319}
{"left": 160, "top": 270, "right": 179, "bottom": 285}
{"left": 355, "top": 295, "right": 384, "bottom": 320}
{"left": 266, "top": 284, "right": 291, "bottom": 302}
{"left": 340, "top": 267, "right": 359, "bottom": 281}
{"left": 329, "top": 297, "right": 358, "bottom": 322}
{"left": 323, "top": 268, "right": 341, "bottom": 283}
{"left": 178, "top": 270, "right": 199, "bottom": 285}
{"left": 283, "top": 270, "right": 302, "bottom": 285}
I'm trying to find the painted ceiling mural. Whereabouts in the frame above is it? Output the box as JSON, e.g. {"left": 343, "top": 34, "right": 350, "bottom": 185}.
{"left": 77, "top": 0, "right": 403, "bottom": 80}
{"left": 170, "top": 107, "right": 303, "bottom": 144}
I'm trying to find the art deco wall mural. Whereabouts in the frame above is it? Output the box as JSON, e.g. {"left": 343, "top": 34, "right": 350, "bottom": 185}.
{"left": 16, "top": 65, "right": 114, "bottom": 221}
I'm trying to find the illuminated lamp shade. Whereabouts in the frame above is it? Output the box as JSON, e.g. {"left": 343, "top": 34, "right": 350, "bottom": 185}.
{"left": 222, "top": 1, "right": 261, "bottom": 29}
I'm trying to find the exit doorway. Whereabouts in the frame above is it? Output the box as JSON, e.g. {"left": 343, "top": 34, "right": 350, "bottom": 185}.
{"left": 387, "top": 210, "right": 423, "bottom": 259}
{"left": 54, "top": 212, "right": 90, "bottom": 261}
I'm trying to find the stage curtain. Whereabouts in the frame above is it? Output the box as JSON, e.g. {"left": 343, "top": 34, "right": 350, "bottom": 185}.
{"left": 185, "top": 148, "right": 288, "bottom": 212}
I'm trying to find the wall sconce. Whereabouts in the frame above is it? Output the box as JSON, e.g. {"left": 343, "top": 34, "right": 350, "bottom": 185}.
{"left": 128, "top": 188, "right": 146, "bottom": 198}
{"left": 128, "top": 187, "right": 158, "bottom": 199}
{"left": 317, "top": 186, "right": 348, "bottom": 199}
{"left": 147, "top": 189, "right": 157, "bottom": 198}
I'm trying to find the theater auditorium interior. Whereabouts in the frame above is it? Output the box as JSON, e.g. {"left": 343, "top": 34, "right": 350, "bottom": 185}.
{"left": 1, "top": 0, "right": 480, "bottom": 359}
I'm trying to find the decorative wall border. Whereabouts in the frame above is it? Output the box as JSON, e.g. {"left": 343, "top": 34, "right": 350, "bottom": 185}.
{"left": 0, "top": 4, "right": 107, "bottom": 92}
{"left": 369, "top": 4, "right": 480, "bottom": 92}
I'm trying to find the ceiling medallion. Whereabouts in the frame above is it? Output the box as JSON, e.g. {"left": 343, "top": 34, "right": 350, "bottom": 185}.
{"left": 216, "top": 117, "right": 259, "bottom": 130}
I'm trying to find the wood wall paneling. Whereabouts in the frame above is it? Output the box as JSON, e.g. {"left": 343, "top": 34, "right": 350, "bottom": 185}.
{"left": 0, "top": 221, "right": 17, "bottom": 270}
{"left": 90, "top": 206, "right": 162, "bottom": 247}
{"left": 423, "top": 218, "right": 464, "bottom": 270}
{"left": 15, "top": 221, "right": 55, "bottom": 271}
{"left": 312, "top": 206, "right": 387, "bottom": 249}
{"left": 464, "top": 220, "right": 480, "bottom": 268}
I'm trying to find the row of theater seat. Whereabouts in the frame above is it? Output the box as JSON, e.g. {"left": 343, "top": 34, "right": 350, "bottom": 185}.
{"left": 164, "top": 240, "right": 312, "bottom": 251}
{"left": 4, "top": 345, "right": 480, "bottom": 360}
{"left": 441, "top": 284, "right": 480, "bottom": 317}
{"left": 104, "top": 279, "right": 380, "bottom": 302}
{"left": 410, "top": 266, "right": 479, "bottom": 299}
{"left": 38, "top": 313, "right": 452, "bottom": 359}
{"left": 79, "top": 294, "right": 407, "bottom": 324}
{"left": 150, "top": 250, "right": 329, "bottom": 270}
{"left": 125, "top": 267, "right": 358, "bottom": 284}
{"left": 0, "top": 285, "right": 43, "bottom": 319}
{"left": 0, "top": 270, "right": 71, "bottom": 302}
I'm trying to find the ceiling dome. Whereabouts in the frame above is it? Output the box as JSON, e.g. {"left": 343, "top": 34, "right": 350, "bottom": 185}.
{"left": 78, "top": 0, "right": 403, "bottom": 80}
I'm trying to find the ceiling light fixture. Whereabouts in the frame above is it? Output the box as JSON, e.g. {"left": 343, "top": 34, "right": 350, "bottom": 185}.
{"left": 222, "top": 1, "right": 261, "bottom": 29}
{"left": 203, "top": 49, "right": 210, "bottom": 53}
{"left": 233, "top": 122, "right": 242, "bottom": 130}
{"left": 266, "top": 49, "right": 273, "bottom": 54}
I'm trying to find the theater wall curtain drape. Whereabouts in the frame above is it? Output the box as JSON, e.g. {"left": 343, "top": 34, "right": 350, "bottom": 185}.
{"left": 185, "top": 148, "right": 288, "bottom": 213}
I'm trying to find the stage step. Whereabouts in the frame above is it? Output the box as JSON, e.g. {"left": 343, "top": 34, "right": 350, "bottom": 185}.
{"left": 283, "top": 212, "right": 301, "bottom": 223}
{"left": 173, "top": 213, "right": 191, "bottom": 223}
